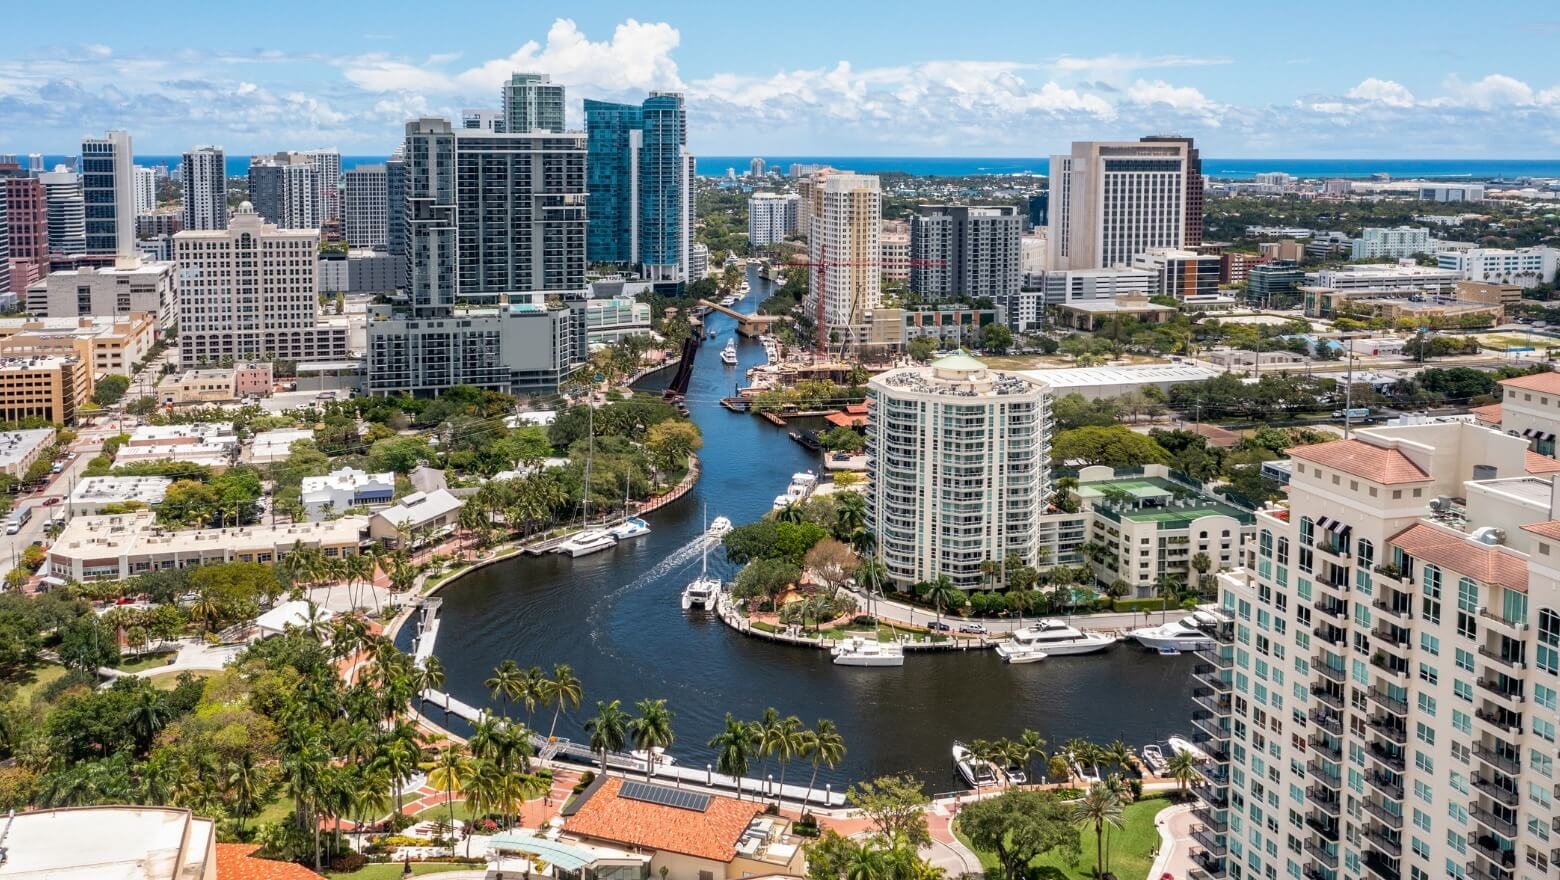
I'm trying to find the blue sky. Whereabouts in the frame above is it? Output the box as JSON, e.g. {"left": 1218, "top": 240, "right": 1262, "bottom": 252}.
{"left": 3, "top": 0, "right": 1558, "bottom": 156}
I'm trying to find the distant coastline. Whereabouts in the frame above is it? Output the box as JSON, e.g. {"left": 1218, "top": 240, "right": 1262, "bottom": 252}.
{"left": 33, "top": 153, "right": 1560, "bottom": 182}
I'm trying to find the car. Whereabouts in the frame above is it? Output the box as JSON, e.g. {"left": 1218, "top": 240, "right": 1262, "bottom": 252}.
{"left": 41, "top": 497, "right": 60, "bottom": 506}
{"left": 958, "top": 622, "right": 988, "bottom": 635}
{"left": 927, "top": 621, "right": 951, "bottom": 633}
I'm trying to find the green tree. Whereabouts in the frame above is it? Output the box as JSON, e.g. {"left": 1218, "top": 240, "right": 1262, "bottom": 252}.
{"left": 628, "top": 698, "right": 675, "bottom": 779}
{"left": 584, "top": 699, "right": 629, "bottom": 776}
{"left": 960, "top": 789, "right": 1082, "bottom": 880}
{"left": 708, "top": 713, "right": 754, "bottom": 799}
{"left": 427, "top": 744, "right": 474, "bottom": 836}
{"left": 846, "top": 774, "right": 931, "bottom": 848}
{"left": 1072, "top": 782, "right": 1125, "bottom": 878}
{"left": 980, "top": 323, "right": 1014, "bottom": 354}
{"left": 1051, "top": 425, "right": 1171, "bottom": 468}
{"left": 93, "top": 375, "right": 131, "bottom": 406}
{"left": 802, "top": 719, "right": 847, "bottom": 808}
{"left": 921, "top": 575, "right": 962, "bottom": 626}
{"left": 907, "top": 337, "right": 937, "bottom": 363}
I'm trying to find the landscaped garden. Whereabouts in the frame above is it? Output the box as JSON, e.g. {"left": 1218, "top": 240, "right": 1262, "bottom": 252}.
{"left": 956, "top": 793, "right": 1173, "bottom": 880}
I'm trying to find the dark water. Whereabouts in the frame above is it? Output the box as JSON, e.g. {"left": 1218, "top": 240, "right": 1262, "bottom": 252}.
{"left": 409, "top": 267, "right": 1195, "bottom": 787}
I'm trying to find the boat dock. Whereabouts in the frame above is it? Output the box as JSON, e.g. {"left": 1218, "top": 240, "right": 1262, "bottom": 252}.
{"left": 410, "top": 598, "right": 442, "bottom": 667}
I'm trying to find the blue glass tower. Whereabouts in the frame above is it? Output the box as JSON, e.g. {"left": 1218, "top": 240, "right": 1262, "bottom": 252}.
{"left": 585, "top": 93, "right": 689, "bottom": 282}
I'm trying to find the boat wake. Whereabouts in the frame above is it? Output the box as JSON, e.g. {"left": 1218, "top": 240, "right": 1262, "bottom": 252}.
{"left": 583, "top": 530, "right": 729, "bottom": 647}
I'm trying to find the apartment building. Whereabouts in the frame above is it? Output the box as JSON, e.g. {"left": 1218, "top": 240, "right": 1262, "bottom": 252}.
{"left": 585, "top": 93, "right": 693, "bottom": 283}
{"left": 39, "top": 166, "right": 86, "bottom": 255}
{"left": 501, "top": 72, "right": 565, "bottom": 133}
{"left": 174, "top": 202, "right": 349, "bottom": 366}
{"left": 865, "top": 351, "right": 1050, "bottom": 588}
{"left": 247, "top": 154, "right": 317, "bottom": 229}
{"left": 1195, "top": 418, "right": 1560, "bottom": 880}
{"left": 342, "top": 163, "right": 388, "bottom": 249}
{"left": 747, "top": 192, "right": 799, "bottom": 246}
{"left": 1438, "top": 247, "right": 1559, "bottom": 288}
{"left": 1352, "top": 226, "right": 1432, "bottom": 260}
{"left": 804, "top": 173, "right": 881, "bottom": 344}
{"left": 180, "top": 146, "right": 227, "bottom": 231}
{"left": 880, "top": 219, "right": 910, "bottom": 283}
{"left": 908, "top": 205, "right": 1022, "bottom": 302}
{"left": 0, "top": 313, "right": 156, "bottom": 378}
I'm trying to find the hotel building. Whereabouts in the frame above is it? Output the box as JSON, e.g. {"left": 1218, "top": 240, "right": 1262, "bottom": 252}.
{"left": 1047, "top": 138, "right": 1198, "bottom": 270}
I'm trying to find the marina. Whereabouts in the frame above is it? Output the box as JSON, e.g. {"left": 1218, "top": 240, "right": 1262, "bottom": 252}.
{"left": 404, "top": 265, "right": 1197, "bottom": 787}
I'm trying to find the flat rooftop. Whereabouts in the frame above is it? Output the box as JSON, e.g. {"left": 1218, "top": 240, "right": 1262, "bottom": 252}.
{"left": 0, "top": 806, "right": 214, "bottom": 880}
{"left": 1020, "top": 363, "right": 1218, "bottom": 389}
{"left": 1084, "top": 475, "right": 1254, "bottom": 526}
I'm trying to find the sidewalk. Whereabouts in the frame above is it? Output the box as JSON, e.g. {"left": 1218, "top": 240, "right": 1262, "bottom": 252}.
{"left": 846, "top": 587, "right": 1184, "bottom": 635}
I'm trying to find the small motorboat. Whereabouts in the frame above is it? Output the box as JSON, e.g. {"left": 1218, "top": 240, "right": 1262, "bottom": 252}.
{"left": 1158, "top": 647, "right": 1182, "bottom": 656}
{"left": 1167, "top": 735, "right": 1211, "bottom": 763}
{"left": 552, "top": 528, "right": 617, "bottom": 557}
{"left": 707, "top": 516, "right": 732, "bottom": 539}
{"left": 1004, "top": 764, "right": 1028, "bottom": 785}
{"left": 952, "top": 740, "right": 998, "bottom": 788}
{"left": 609, "top": 516, "right": 651, "bottom": 541}
{"left": 1140, "top": 744, "right": 1167, "bottom": 775}
{"left": 831, "top": 637, "right": 905, "bottom": 667}
{"left": 995, "top": 640, "right": 1048, "bottom": 664}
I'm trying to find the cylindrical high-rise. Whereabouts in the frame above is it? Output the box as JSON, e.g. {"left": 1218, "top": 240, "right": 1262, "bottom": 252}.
{"left": 40, "top": 167, "right": 86, "bottom": 255}
{"left": 866, "top": 351, "right": 1051, "bottom": 589}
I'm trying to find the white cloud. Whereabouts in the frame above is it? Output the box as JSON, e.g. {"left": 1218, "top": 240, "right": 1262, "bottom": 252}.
{"left": 1439, "top": 73, "right": 1535, "bottom": 108}
{"left": 1127, "top": 79, "right": 1213, "bottom": 112}
{"left": 1346, "top": 77, "right": 1415, "bottom": 107}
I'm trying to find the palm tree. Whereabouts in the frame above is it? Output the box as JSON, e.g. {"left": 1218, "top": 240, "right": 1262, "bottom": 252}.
{"left": 708, "top": 713, "right": 754, "bottom": 799}
{"left": 1104, "top": 739, "right": 1134, "bottom": 776}
{"left": 519, "top": 666, "right": 549, "bottom": 725}
{"left": 628, "top": 698, "right": 676, "bottom": 779}
{"left": 463, "top": 759, "right": 501, "bottom": 855}
{"left": 584, "top": 699, "right": 629, "bottom": 776}
{"left": 833, "top": 493, "right": 866, "bottom": 539}
{"left": 1099, "top": 773, "right": 1131, "bottom": 870}
{"left": 1166, "top": 750, "right": 1203, "bottom": 797}
{"left": 1073, "top": 782, "right": 1125, "bottom": 879}
{"left": 225, "top": 751, "right": 264, "bottom": 834}
{"left": 845, "top": 839, "right": 890, "bottom": 880}
{"left": 280, "top": 732, "right": 329, "bottom": 872}
{"left": 769, "top": 714, "right": 805, "bottom": 804}
{"left": 1018, "top": 729, "right": 1046, "bottom": 782}
{"left": 486, "top": 660, "right": 523, "bottom": 717}
{"left": 921, "top": 575, "right": 961, "bottom": 627}
{"left": 800, "top": 719, "right": 845, "bottom": 808}
{"left": 427, "top": 744, "right": 474, "bottom": 838}
{"left": 544, "top": 664, "right": 583, "bottom": 743}
{"left": 776, "top": 502, "right": 805, "bottom": 524}
{"left": 380, "top": 731, "right": 421, "bottom": 816}
{"left": 125, "top": 685, "right": 171, "bottom": 753}
{"left": 750, "top": 707, "right": 781, "bottom": 785}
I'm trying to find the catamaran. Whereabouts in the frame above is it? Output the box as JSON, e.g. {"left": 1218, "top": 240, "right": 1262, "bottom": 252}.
{"left": 554, "top": 397, "right": 617, "bottom": 557}
{"left": 682, "top": 509, "right": 723, "bottom": 611}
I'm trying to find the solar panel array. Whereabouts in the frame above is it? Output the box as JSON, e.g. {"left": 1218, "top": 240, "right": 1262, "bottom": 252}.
{"left": 619, "top": 780, "right": 711, "bottom": 812}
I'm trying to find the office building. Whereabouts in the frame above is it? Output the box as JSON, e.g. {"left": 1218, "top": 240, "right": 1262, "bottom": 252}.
{"left": 866, "top": 350, "right": 1049, "bottom": 588}
{"left": 28, "top": 261, "right": 177, "bottom": 327}
{"left": 174, "top": 202, "right": 348, "bottom": 366}
{"left": 1048, "top": 138, "right": 1196, "bottom": 270}
{"left": 880, "top": 220, "right": 910, "bottom": 283}
{"left": 385, "top": 154, "right": 406, "bottom": 265}
{"left": 318, "top": 249, "right": 399, "bottom": 293}
{"left": 1021, "top": 231, "right": 1047, "bottom": 276}
{"left": 179, "top": 146, "right": 227, "bottom": 230}
{"left": 367, "top": 117, "right": 589, "bottom": 397}
{"left": 1260, "top": 239, "right": 1307, "bottom": 263}
{"left": 1003, "top": 267, "right": 1157, "bottom": 331}
{"left": 501, "top": 72, "right": 565, "bottom": 133}
{"left": 81, "top": 130, "right": 135, "bottom": 258}
{"left": 67, "top": 475, "right": 173, "bottom": 516}
{"left": 1419, "top": 183, "right": 1485, "bottom": 202}
{"left": 0, "top": 176, "right": 7, "bottom": 298}
{"left": 1438, "top": 246, "right": 1559, "bottom": 288}
{"left": 1141, "top": 135, "right": 1203, "bottom": 247}
{"left": 343, "top": 163, "right": 388, "bottom": 249}
{"left": 248, "top": 154, "right": 317, "bottom": 229}
{"left": 1248, "top": 260, "right": 1305, "bottom": 307}
{"left": 47, "top": 511, "right": 367, "bottom": 581}
{"left": 1308, "top": 264, "right": 1461, "bottom": 294}
{"left": 133, "top": 165, "right": 157, "bottom": 215}
{"left": 135, "top": 213, "right": 182, "bottom": 239}
{"left": 0, "top": 313, "right": 157, "bottom": 378}
{"left": 39, "top": 166, "right": 86, "bottom": 255}
{"left": 1027, "top": 191, "right": 1048, "bottom": 228}
{"left": 302, "top": 467, "right": 395, "bottom": 519}
{"left": 1199, "top": 415, "right": 1560, "bottom": 880}
{"left": 804, "top": 173, "right": 881, "bottom": 344}
{"left": 0, "top": 356, "right": 87, "bottom": 425}
{"left": 747, "top": 192, "right": 799, "bottom": 246}
{"left": 585, "top": 93, "right": 693, "bottom": 282}
{"left": 4, "top": 176, "right": 48, "bottom": 265}
{"left": 1352, "top": 226, "right": 1432, "bottom": 260}
{"left": 908, "top": 205, "right": 1022, "bottom": 301}
{"left": 583, "top": 296, "right": 653, "bottom": 344}
{"left": 462, "top": 109, "right": 501, "bottom": 131}
{"left": 1131, "top": 247, "right": 1224, "bottom": 303}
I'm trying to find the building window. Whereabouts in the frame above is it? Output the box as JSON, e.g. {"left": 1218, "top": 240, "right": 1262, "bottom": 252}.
{"left": 1421, "top": 566, "right": 1442, "bottom": 624}
{"left": 1539, "top": 609, "right": 1560, "bottom": 675}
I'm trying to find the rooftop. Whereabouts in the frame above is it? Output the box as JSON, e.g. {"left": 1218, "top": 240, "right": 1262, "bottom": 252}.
{"left": 1389, "top": 521, "right": 1528, "bottom": 593}
{"left": 0, "top": 428, "right": 55, "bottom": 465}
{"left": 563, "top": 776, "right": 760, "bottom": 863}
{"left": 0, "top": 806, "right": 215, "bottom": 880}
{"left": 1081, "top": 475, "right": 1254, "bottom": 527}
{"left": 50, "top": 512, "right": 367, "bottom": 558}
{"left": 1019, "top": 363, "right": 1219, "bottom": 390}
{"left": 1287, "top": 438, "right": 1431, "bottom": 484}
{"left": 372, "top": 489, "right": 462, "bottom": 527}
{"left": 1500, "top": 371, "right": 1560, "bottom": 394}
{"left": 214, "top": 843, "right": 326, "bottom": 880}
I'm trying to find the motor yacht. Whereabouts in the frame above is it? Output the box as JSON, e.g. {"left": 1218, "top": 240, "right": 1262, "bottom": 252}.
{"left": 831, "top": 637, "right": 905, "bottom": 667}
{"left": 1001, "top": 619, "right": 1117, "bottom": 658}
{"left": 720, "top": 339, "right": 738, "bottom": 365}
{"left": 608, "top": 516, "right": 651, "bottom": 541}
{"left": 1128, "top": 611, "right": 1219, "bottom": 651}
{"left": 1167, "top": 735, "right": 1211, "bottom": 763}
{"left": 952, "top": 740, "right": 999, "bottom": 788}
{"left": 552, "top": 528, "right": 617, "bottom": 557}
{"left": 1140, "top": 744, "right": 1168, "bottom": 775}
{"left": 707, "top": 516, "right": 732, "bottom": 539}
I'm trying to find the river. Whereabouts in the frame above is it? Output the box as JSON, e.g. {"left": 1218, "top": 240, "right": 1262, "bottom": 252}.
{"left": 412, "top": 266, "right": 1196, "bottom": 788}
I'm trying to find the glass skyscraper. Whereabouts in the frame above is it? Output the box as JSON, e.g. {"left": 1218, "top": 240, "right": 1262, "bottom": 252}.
{"left": 585, "top": 92, "right": 691, "bottom": 283}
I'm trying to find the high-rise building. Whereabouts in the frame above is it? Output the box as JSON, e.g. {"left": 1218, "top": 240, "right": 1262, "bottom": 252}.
{"left": 1438, "top": 246, "right": 1560, "bottom": 287}
{"left": 343, "top": 164, "right": 388, "bottom": 250}
{"left": 500, "top": 73, "right": 565, "bottom": 134}
{"left": 1131, "top": 247, "right": 1223, "bottom": 303}
{"left": 880, "top": 220, "right": 910, "bottom": 283}
{"left": 366, "top": 117, "right": 589, "bottom": 397}
{"left": 1048, "top": 138, "right": 1196, "bottom": 270}
{"left": 1140, "top": 135, "right": 1202, "bottom": 247}
{"left": 749, "top": 157, "right": 765, "bottom": 178}
{"left": 301, "top": 150, "right": 342, "bottom": 223}
{"left": 866, "top": 351, "right": 1049, "bottom": 588}
{"left": 4, "top": 176, "right": 49, "bottom": 263}
{"left": 908, "top": 205, "right": 1023, "bottom": 302}
{"left": 248, "top": 155, "right": 317, "bottom": 229}
{"left": 39, "top": 167, "right": 86, "bottom": 256}
{"left": 28, "top": 261, "right": 176, "bottom": 327}
{"left": 26, "top": 154, "right": 43, "bottom": 175}
{"left": 0, "top": 179, "right": 9, "bottom": 298}
{"left": 747, "top": 192, "right": 799, "bottom": 246}
{"left": 81, "top": 130, "right": 135, "bottom": 258}
{"left": 461, "top": 109, "right": 502, "bottom": 132}
{"left": 805, "top": 173, "right": 881, "bottom": 342}
{"left": 1200, "top": 408, "right": 1560, "bottom": 880}
{"left": 1247, "top": 260, "right": 1305, "bottom": 308}
{"left": 585, "top": 92, "right": 693, "bottom": 282}
{"left": 174, "top": 203, "right": 348, "bottom": 367}
{"left": 132, "top": 166, "right": 157, "bottom": 215}
{"left": 180, "top": 146, "right": 227, "bottom": 231}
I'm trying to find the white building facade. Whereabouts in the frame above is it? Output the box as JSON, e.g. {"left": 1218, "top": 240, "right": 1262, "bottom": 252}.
{"left": 343, "top": 164, "right": 388, "bottom": 249}
{"left": 805, "top": 173, "right": 881, "bottom": 343}
{"left": 1438, "top": 247, "right": 1560, "bottom": 288}
{"left": 1352, "top": 226, "right": 1432, "bottom": 260}
{"left": 180, "top": 146, "right": 227, "bottom": 231}
{"left": 1048, "top": 140, "right": 1191, "bottom": 270}
{"left": 747, "top": 192, "right": 798, "bottom": 246}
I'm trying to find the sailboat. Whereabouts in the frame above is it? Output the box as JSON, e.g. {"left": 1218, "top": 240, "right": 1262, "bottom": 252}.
{"left": 682, "top": 508, "right": 722, "bottom": 611}
{"left": 609, "top": 475, "right": 651, "bottom": 540}
{"left": 554, "top": 397, "right": 618, "bottom": 557}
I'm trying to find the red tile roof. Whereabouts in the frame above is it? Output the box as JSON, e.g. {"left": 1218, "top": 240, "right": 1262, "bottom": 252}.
{"left": 1389, "top": 522, "right": 1529, "bottom": 593}
{"left": 1499, "top": 371, "right": 1560, "bottom": 394}
{"left": 1469, "top": 403, "right": 1502, "bottom": 425}
{"left": 1525, "top": 451, "right": 1560, "bottom": 475}
{"left": 1287, "top": 439, "right": 1430, "bottom": 484}
{"left": 1523, "top": 521, "right": 1560, "bottom": 541}
{"left": 215, "top": 844, "right": 326, "bottom": 880}
{"left": 565, "top": 777, "right": 759, "bottom": 863}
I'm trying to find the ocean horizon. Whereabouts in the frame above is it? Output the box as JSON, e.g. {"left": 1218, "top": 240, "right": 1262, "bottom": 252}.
{"left": 35, "top": 153, "right": 1560, "bottom": 182}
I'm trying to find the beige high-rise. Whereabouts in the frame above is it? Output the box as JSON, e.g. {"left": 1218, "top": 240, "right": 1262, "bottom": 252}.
{"left": 805, "top": 172, "right": 881, "bottom": 344}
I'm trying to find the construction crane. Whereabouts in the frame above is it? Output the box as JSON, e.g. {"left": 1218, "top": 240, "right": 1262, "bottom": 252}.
{"left": 788, "top": 246, "right": 947, "bottom": 362}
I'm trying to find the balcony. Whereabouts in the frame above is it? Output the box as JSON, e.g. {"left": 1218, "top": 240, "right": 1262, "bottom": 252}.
{"left": 1193, "top": 664, "right": 1231, "bottom": 693}
{"left": 1366, "top": 714, "right": 1408, "bottom": 745}
{"left": 1310, "top": 707, "right": 1342, "bottom": 735}
{"left": 1307, "top": 785, "right": 1341, "bottom": 816}
{"left": 1192, "top": 687, "right": 1232, "bottom": 716}
{"left": 1367, "top": 770, "right": 1404, "bottom": 800}
{"left": 1303, "top": 839, "right": 1339, "bottom": 868}
{"left": 1192, "top": 730, "right": 1231, "bottom": 762}
{"left": 1191, "top": 804, "right": 1227, "bottom": 831}
{"left": 1368, "top": 687, "right": 1409, "bottom": 716}
{"left": 1475, "top": 705, "right": 1523, "bottom": 735}
{"left": 1478, "top": 607, "right": 1526, "bottom": 637}
{"left": 1371, "top": 623, "right": 1410, "bottom": 648}
{"left": 1308, "top": 734, "right": 1342, "bottom": 761}
{"left": 1363, "top": 826, "right": 1402, "bottom": 858}
{"left": 1310, "top": 684, "right": 1344, "bottom": 710}
{"left": 1470, "top": 804, "right": 1518, "bottom": 838}
{"left": 1305, "top": 812, "right": 1339, "bottom": 842}
{"left": 1313, "top": 598, "right": 1347, "bottom": 621}
{"left": 1478, "top": 644, "right": 1526, "bottom": 672}
{"left": 1366, "top": 741, "right": 1406, "bottom": 772}
{"left": 1470, "top": 835, "right": 1517, "bottom": 871}
{"left": 1371, "top": 594, "right": 1412, "bottom": 625}
{"left": 1190, "top": 824, "right": 1226, "bottom": 855}
{"left": 1188, "top": 850, "right": 1227, "bottom": 880}
{"left": 1362, "top": 797, "right": 1403, "bottom": 829}
{"left": 1477, "top": 676, "right": 1525, "bottom": 710}
{"left": 1200, "top": 646, "right": 1234, "bottom": 669}
{"left": 1370, "top": 651, "right": 1409, "bottom": 679}
{"left": 1312, "top": 623, "right": 1346, "bottom": 646}
{"left": 1306, "top": 759, "right": 1342, "bottom": 790}
{"left": 1472, "top": 773, "right": 1520, "bottom": 808}
{"left": 1473, "top": 743, "right": 1522, "bottom": 775}
{"left": 1312, "top": 656, "right": 1346, "bottom": 683}
{"left": 1193, "top": 783, "right": 1228, "bottom": 807}
{"left": 1363, "top": 852, "right": 1402, "bottom": 880}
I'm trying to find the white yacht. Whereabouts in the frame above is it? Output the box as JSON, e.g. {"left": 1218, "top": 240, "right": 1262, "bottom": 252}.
{"left": 707, "top": 516, "right": 732, "bottom": 539}
{"left": 684, "top": 510, "right": 725, "bottom": 611}
{"left": 552, "top": 528, "right": 617, "bottom": 557}
{"left": 951, "top": 740, "right": 998, "bottom": 788}
{"left": 831, "top": 637, "right": 905, "bottom": 667}
{"left": 609, "top": 516, "right": 651, "bottom": 541}
{"left": 994, "top": 640, "right": 1048, "bottom": 664}
{"left": 1000, "top": 619, "right": 1117, "bottom": 659}
{"left": 720, "top": 339, "right": 738, "bottom": 365}
{"left": 788, "top": 471, "right": 818, "bottom": 492}
{"left": 1140, "top": 744, "right": 1167, "bottom": 776}
{"left": 720, "top": 294, "right": 737, "bottom": 306}
{"left": 1128, "top": 612, "right": 1218, "bottom": 652}
{"left": 1167, "top": 735, "right": 1210, "bottom": 763}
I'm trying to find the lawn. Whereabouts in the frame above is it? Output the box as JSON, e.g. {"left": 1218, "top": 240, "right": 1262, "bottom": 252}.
{"left": 146, "top": 669, "right": 217, "bottom": 691}
{"left": 6, "top": 662, "right": 66, "bottom": 707}
{"left": 119, "top": 651, "right": 178, "bottom": 673}
{"left": 956, "top": 793, "right": 1172, "bottom": 880}
{"left": 413, "top": 801, "right": 477, "bottom": 823}
{"left": 326, "top": 864, "right": 473, "bottom": 879}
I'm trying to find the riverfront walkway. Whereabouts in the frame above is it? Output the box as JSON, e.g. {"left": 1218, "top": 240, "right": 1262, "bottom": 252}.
{"left": 845, "top": 586, "right": 1185, "bottom": 636}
